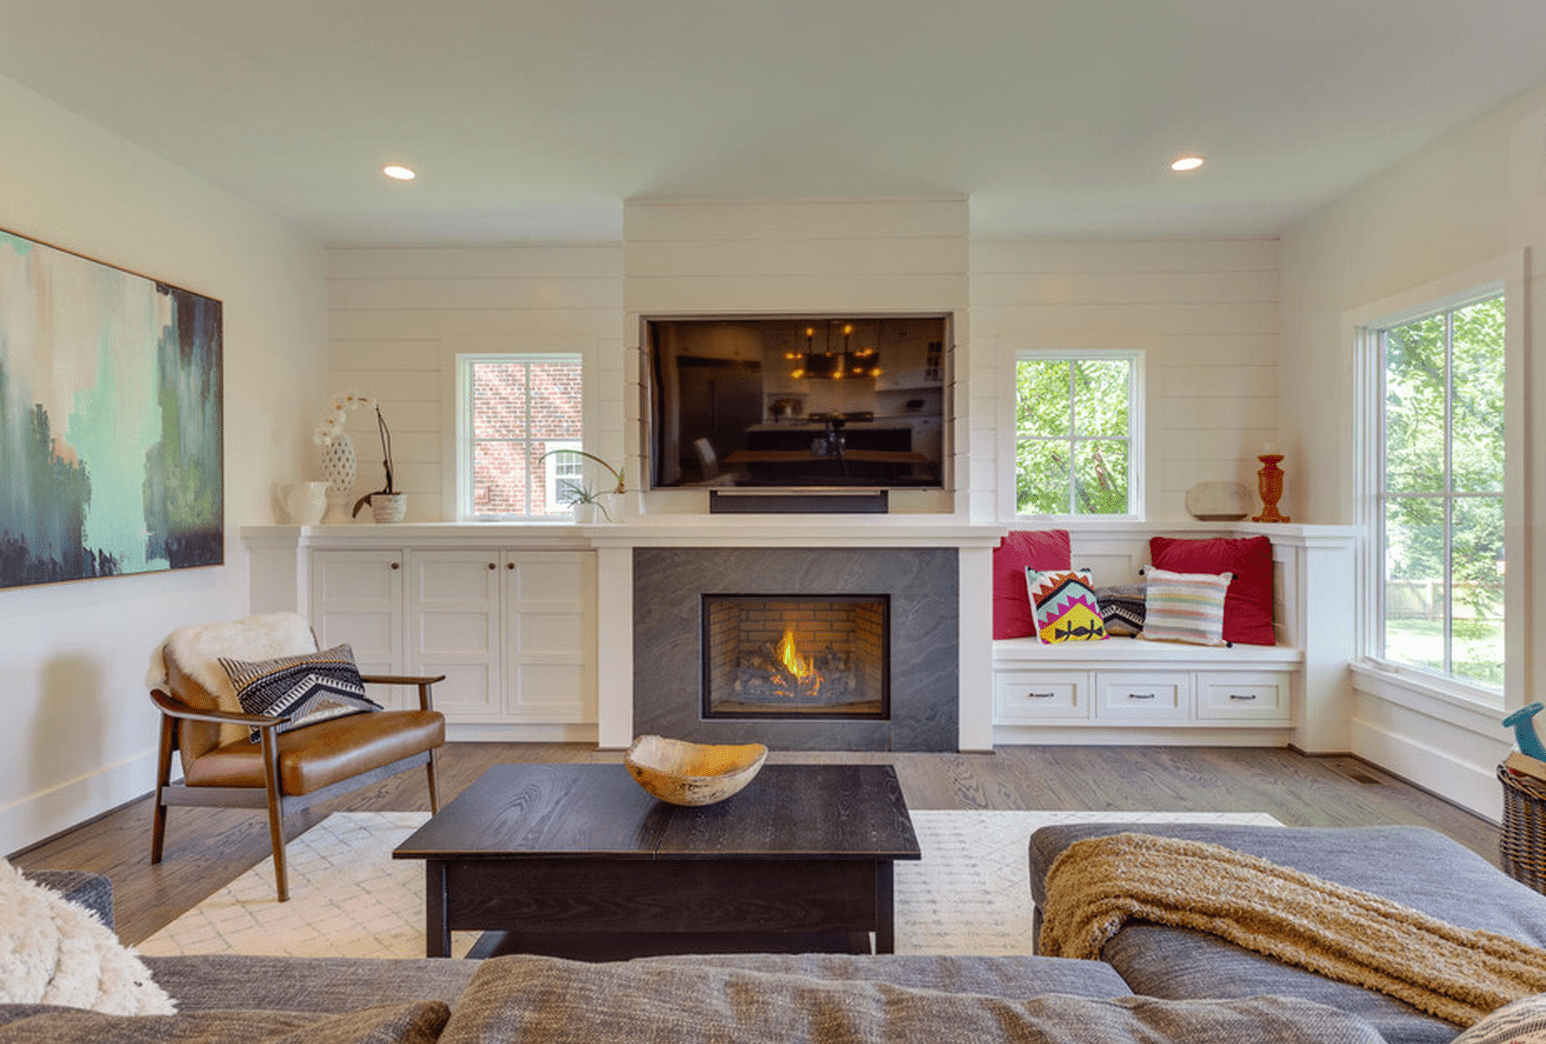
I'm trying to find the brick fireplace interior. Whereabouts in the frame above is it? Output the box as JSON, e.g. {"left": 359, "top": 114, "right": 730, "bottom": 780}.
{"left": 702, "top": 594, "right": 889, "bottom": 720}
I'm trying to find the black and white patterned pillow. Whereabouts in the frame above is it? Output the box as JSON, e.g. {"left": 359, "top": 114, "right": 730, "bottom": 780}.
{"left": 1453, "top": 994, "right": 1546, "bottom": 1042}
{"left": 219, "top": 643, "right": 381, "bottom": 743}
{"left": 1095, "top": 582, "right": 1147, "bottom": 637}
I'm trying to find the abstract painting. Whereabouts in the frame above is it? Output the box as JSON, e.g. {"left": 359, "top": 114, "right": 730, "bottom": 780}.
{"left": 0, "top": 229, "right": 223, "bottom": 589}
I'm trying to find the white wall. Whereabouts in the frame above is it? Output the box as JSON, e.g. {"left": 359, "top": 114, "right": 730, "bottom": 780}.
{"left": 326, "top": 245, "right": 625, "bottom": 519}
{"left": 0, "top": 73, "right": 327, "bottom": 855}
{"left": 1279, "top": 81, "right": 1546, "bottom": 816}
{"left": 971, "top": 238, "right": 1280, "bottom": 522}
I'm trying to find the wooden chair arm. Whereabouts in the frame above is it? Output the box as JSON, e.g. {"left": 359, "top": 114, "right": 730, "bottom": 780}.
{"left": 149, "top": 687, "right": 291, "bottom": 728}
{"left": 359, "top": 674, "right": 444, "bottom": 712}
{"left": 360, "top": 673, "right": 446, "bottom": 687}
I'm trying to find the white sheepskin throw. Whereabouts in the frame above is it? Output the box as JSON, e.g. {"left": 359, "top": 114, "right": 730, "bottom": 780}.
{"left": 0, "top": 860, "right": 175, "bottom": 1015}
{"left": 146, "top": 612, "right": 318, "bottom": 746}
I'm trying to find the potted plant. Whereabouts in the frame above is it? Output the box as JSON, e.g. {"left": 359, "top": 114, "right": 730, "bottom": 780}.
{"left": 537, "top": 449, "right": 625, "bottom": 523}
{"left": 351, "top": 404, "right": 405, "bottom": 522}
{"left": 563, "top": 483, "right": 613, "bottom": 523}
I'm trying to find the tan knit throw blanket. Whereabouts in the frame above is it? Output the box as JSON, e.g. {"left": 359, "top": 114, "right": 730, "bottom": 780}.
{"left": 1039, "top": 831, "right": 1546, "bottom": 1027}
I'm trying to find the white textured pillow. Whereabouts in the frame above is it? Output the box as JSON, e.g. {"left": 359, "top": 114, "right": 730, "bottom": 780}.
{"left": 1139, "top": 567, "right": 1234, "bottom": 647}
{"left": 1453, "top": 994, "right": 1546, "bottom": 1043}
{"left": 148, "top": 612, "right": 318, "bottom": 745}
{"left": 0, "top": 860, "right": 175, "bottom": 1015}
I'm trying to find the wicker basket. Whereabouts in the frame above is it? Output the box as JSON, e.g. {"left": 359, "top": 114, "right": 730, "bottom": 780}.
{"left": 1499, "top": 764, "right": 1546, "bottom": 892}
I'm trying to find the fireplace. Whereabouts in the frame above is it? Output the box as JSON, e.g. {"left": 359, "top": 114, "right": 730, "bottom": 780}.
{"left": 633, "top": 546, "right": 957, "bottom": 751}
{"left": 702, "top": 595, "right": 889, "bottom": 719}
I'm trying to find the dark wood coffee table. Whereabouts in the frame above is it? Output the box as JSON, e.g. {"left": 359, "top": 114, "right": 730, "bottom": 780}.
{"left": 392, "top": 762, "right": 920, "bottom": 960}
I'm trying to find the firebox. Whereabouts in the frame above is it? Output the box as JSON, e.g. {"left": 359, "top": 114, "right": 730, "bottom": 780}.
{"left": 701, "top": 594, "right": 889, "bottom": 720}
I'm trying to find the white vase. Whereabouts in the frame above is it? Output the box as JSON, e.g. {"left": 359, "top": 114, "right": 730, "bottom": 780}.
{"left": 320, "top": 434, "right": 357, "bottom": 523}
{"left": 370, "top": 492, "right": 407, "bottom": 524}
{"left": 571, "top": 501, "right": 597, "bottom": 524}
{"left": 283, "top": 481, "right": 328, "bottom": 525}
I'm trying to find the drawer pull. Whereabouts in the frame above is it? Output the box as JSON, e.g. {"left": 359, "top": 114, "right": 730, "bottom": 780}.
{"left": 1027, "top": 691, "right": 1055, "bottom": 699}
{"left": 1229, "top": 693, "right": 1259, "bottom": 701}
{"left": 1128, "top": 692, "right": 1156, "bottom": 700}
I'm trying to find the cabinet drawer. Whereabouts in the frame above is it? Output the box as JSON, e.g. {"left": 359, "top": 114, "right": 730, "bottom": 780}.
{"left": 994, "top": 671, "right": 1091, "bottom": 721}
{"left": 1196, "top": 672, "right": 1291, "bottom": 722}
{"left": 1096, "top": 673, "right": 1189, "bottom": 721}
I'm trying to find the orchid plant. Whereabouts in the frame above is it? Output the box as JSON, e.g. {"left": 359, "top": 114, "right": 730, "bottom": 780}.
{"left": 313, "top": 393, "right": 376, "bottom": 446}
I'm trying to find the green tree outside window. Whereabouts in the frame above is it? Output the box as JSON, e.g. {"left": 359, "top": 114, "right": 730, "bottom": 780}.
{"left": 1378, "top": 294, "right": 1504, "bottom": 688}
{"left": 1015, "top": 356, "right": 1135, "bottom": 516}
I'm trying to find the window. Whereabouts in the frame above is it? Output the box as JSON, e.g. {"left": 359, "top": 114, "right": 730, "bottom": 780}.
{"left": 1014, "top": 352, "right": 1141, "bottom": 516}
{"left": 1370, "top": 293, "right": 1505, "bottom": 689}
{"left": 456, "top": 354, "right": 583, "bottom": 519}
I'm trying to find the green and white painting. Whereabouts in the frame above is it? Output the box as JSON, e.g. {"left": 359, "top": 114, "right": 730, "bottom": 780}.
{"left": 0, "top": 229, "right": 223, "bottom": 590}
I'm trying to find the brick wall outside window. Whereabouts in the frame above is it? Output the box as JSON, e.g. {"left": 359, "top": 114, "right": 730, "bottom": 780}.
{"left": 469, "top": 357, "right": 582, "bottom": 516}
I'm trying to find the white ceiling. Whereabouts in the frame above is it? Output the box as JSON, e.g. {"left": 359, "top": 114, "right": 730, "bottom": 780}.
{"left": 4, "top": 0, "right": 1546, "bottom": 244}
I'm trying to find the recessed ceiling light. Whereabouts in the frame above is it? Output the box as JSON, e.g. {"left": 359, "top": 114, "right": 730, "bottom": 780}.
{"left": 382, "top": 164, "right": 416, "bottom": 181}
{"left": 1170, "top": 155, "right": 1206, "bottom": 173}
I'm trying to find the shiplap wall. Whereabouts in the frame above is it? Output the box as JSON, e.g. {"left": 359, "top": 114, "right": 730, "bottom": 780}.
{"left": 970, "top": 238, "right": 1280, "bottom": 521}
{"left": 325, "top": 216, "right": 1278, "bottom": 524}
{"left": 327, "top": 245, "right": 624, "bottom": 520}
{"left": 623, "top": 199, "right": 972, "bottom": 516}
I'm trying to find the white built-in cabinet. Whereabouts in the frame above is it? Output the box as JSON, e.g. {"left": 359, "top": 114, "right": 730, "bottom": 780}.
{"left": 311, "top": 548, "right": 596, "bottom": 728}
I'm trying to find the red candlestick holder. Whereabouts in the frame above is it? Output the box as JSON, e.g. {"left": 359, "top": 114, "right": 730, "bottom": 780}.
{"left": 1253, "top": 454, "right": 1291, "bottom": 523}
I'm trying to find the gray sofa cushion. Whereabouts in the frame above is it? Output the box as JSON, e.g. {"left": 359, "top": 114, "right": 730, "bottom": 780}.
{"left": 1028, "top": 823, "right": 1546, "bottom": 1044}
{"left": 0, "top": 1001, "right": 448, "bottom": 1043}
{"left": 640, "top": 952, "right": 1134, "bottom": 997}
{"left": 142, "top": 956, "right": 477, "bottom": 1014}
{"left": 439, "top": 953, "right": 1387, "bottom": 1044}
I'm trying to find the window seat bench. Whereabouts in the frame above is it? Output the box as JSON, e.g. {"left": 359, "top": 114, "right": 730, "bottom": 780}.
{"left": 984, "top": 521, "right": 1359, "bottom": 747}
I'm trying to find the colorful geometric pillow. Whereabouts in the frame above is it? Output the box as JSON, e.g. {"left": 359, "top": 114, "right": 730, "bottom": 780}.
{"left": 1139, "top": 568, "right": 1233, "bottom": 647}
{"left": 1095, "top": 583, "right": 1147, "bottom": 637}
{"left": 1026, "top": 569, "right": 1109, "bottom": 644}
{"left": 1150, "top": 535, "right": 1275, "bottom": 645}
{"left": 219, "top": 643, "right": 381, "bottom": 742}
{"left": 993, "top": 530, "right": 1072, "bottom": 639}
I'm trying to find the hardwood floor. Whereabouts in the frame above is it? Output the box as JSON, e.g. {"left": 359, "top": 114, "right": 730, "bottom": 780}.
{"left": 9, "top": 742, "right": 1500, "bottom": 947}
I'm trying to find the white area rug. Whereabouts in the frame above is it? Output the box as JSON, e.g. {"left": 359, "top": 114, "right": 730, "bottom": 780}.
{"left": 138, "top": 809, "right": 1278, "bottom": 960}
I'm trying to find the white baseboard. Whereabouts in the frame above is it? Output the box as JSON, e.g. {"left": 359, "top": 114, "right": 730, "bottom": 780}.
{"left": 1350, "top": 718, "right": 1502, "bottom": 822}
{"left": 993, "top": 725, "right": 1292, "bottom": 747}
{"left": 2, "top": 749, "right": 155, "bottom": 858}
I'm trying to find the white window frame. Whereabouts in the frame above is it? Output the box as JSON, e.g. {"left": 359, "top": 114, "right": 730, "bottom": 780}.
{"left": 452, "top": 352, "right": 583, "bottom": 521}
{"left": 1009, "top": 349, "right": 1145, "bottom": 520}
{"left": 1349, "top": 253, "right": 1526, "bottom": 712}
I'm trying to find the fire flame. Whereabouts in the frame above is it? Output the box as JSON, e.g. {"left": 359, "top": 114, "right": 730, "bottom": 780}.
{"left": 776, "top": 627, "right": 815, "bottom": 682}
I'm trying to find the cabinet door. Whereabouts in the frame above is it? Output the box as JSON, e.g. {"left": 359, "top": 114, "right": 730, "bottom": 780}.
{"left": 1195, "top": 672, "right": 1292, "bottom": 723}
{"left": 406, "top": 551, "right": 502, "bottom": 721}
{"left": 310, "top": 550, "right": 406, "bottom": 708}
{"left": 1095, "top": 672, "right": 1190, "bottom": 722}
{"left": 994, "top": 670, "right": 1092, "bottom": 722}
{"left": 503, "top": 551, "right": 596, "bottom": 723}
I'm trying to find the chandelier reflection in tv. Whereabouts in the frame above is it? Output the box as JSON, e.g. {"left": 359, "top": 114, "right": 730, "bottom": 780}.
{"left": 785, "top": 321, "right": 882, "bottom": 380}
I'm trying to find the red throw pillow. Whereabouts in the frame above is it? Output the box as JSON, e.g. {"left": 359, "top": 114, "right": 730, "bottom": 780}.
{"left": 1148, "top": 535, "right": 1275, "bottom": 645}
{"left": 993, "top": 530, "right": 1072, "bottom": 639}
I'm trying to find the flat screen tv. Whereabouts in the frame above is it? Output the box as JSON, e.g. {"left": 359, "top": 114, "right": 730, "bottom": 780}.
{"left": 646, "top": 314, "right": 949, "bottom": 490}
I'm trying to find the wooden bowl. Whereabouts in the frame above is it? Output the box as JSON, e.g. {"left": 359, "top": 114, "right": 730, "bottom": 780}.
{"left": 624, "top": 735, "right": 768, "bottom": 806}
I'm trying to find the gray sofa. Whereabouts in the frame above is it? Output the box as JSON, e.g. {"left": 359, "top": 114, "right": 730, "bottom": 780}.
{"left": 12, "top": 823, "right": 1540, "bottom": 1043}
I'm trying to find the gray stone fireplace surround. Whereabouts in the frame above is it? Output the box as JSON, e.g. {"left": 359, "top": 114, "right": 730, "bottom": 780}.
{"left": 632, "top": 546, "right": 958, "bottom": 751}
